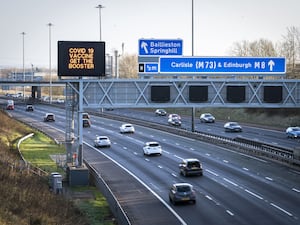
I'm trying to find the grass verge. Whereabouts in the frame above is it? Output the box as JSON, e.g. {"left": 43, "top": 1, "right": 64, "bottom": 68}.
{"left": 19, "top": 128, "right": 116, "bottom": 225}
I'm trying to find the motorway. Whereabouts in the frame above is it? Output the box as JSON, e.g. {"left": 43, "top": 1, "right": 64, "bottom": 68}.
{"left": 6, "top": 104, "right": 300, "bottom": 225}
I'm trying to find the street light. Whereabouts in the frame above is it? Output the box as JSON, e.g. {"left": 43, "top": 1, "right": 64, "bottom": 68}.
{"left": 192, "top": 0, "right": 194, "bottom": 56}
{"left": 21, "top": 32, "right": 26, "bottom": 99}
{"left": 95, "top": 4, "right": 105, "bottom": 41}
{"left": 47, "top": 23, "right": 53, "bottom": 103}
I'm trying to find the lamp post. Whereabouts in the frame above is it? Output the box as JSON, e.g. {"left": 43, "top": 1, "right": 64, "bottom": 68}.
{"left": 95, "top": 4, "right": 105, "bottom": 41}
{"left": 192, "top": 0, "right": 194, "bottom": 56}
{"left": 47, "top": 23, "right": 53, "bottom": 103}
{"left": 21, "top": 32, "right": 26, "bottom": 99}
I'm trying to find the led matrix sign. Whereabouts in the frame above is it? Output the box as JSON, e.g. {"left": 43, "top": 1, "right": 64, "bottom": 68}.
{"left": 58, "top": 41, "right": 105, "bottom": 77}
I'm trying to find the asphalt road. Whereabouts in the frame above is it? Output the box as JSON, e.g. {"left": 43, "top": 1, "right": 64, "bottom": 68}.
{"left": 104, "top": 108, "right": 300, "bottom": 150}
{"left": 7, "top": 104, "right": 300, "bottom": 225}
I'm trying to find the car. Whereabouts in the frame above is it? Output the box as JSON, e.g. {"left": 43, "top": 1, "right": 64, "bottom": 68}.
{"left": 83, "top": 118, "right": 91, "bottom": 128}
{"left": 179, "top": 158, "right": 203, "bottom": 176}
{"left": 143, "top": 141, "right": 162, "bottom": 156}
{"left": 94, "top": 136, "right": 111, "bottom": 148}
{"left": 44, "top": 113, "right": 55, "bottom": 122}
{"left": 168, "top": 113, "right": 181, "bottom": 120}
{"left": 26, "top": 104, "right": 34, "bottom": 111}
{"left": 120, "top": 123, "right": 135, "bottom": 133}
{"left": 168, "top": 117, "right": 182, "bottom": 126}
{"left": 200, "top": 113, "right": 215, "bottom": 123}
{"left": 155, "top": 109, "right": 167, "bottom": 116}
{"left": 6, "top": 100, "right": 14, "bottom": 110}
{"left": 169, "top": 183, "right": 196, "bottom": 205}
{"left": 224, "top": 122, "right": 242, "bottom": 132}
{"left": 82, "top": 112, "right": 90, "bottom": 119}
{"left": 286, "top": 126, "right": 300, "bottom": 138}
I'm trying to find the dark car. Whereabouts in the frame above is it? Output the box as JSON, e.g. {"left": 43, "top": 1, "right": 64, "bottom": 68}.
{"left": 82, "top": 112, "right": 90, "bottom": 119}
{"left": 83, "top": 118, "right": 91, "bottom": 128}
{"left": 155, "top": 109, "right": 167, "bottom": 116}
{"left": 224, "top": 122, "right": 242, "bottom": 132}
{"left": 179, "top": 158, "right": 203, "bottom": 176}
{"left": 169, "top": 183, "right": 196, "bottom": 205}
{"left": 26, "top": 104, "right": 34, "bottom": 111}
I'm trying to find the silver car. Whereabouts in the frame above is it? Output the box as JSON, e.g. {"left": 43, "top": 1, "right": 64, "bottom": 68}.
{"left": 120, "top": 123, "right": 135, "bottom": 133}
{"left": 143, "top": 141, "right": 162, "bottom": 156}
{"left": 224, "top": 122, "right": 242, "bottom": 132}
{"left": 94, "top": 136, "right": 111, "bottom": 148}
{"left": 200, "top": 113, "right": 215, "bottom": 123}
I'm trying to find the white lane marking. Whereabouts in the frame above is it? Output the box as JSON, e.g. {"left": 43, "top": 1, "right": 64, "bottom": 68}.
{"left": 205, "top": 153, "right": 211, "bottom": 156}
{"left": 243, "top": 167, "right": 249, "bottom": 171}
{"left": 226, "top": 210, "right": 234, "bottom": 216}
{"left": 158, "top": 165, "right": 163, "bottom": 169}
{"left": 133, "top": 152, "right": 138, "bottom": 155}
{"left": 206, "top": 169, "right": 219, "bottom": 177}
{"left": 223, "top": 178, "right": 238, "bottom": 187}
{"left": 85, "top": 142, "right": 188, "bottom": 225}
{"left": 190, "top": 147, "right": 195, "bottom": 151}
{"left": 123, "top": 146, "right": 127, "bottom": 150}
{"left": 292, "top": 188, "right": 300, "bottom": 193}
{"left": 245, "top": 189, "right": 264, "bottom": 200}
{"left": 145, "top": 158, "right": 150, "bottom": 162}
{"left": 163, "top": 150, "right": 170, "bottom": 154}
{"left": 175, "top": 143, "right": 180, "bottom": 146}
{"left": 171, "top": 173, "right": 178, "bottom": 178}
{"left": 238, "top": 152, "right": 268, "bottom": 163}
{"left": 205, "top": 195, "right": 213, "bottom": 201}
{"left": 174, "top": 155, "right": 183, "bottom": 160}
{"left": 265, "top": 177, "right": 273, "bottom": 181}
{"left": 270, "top": 203, "right": 293, "bottom": 217}
{"left": 223, "top": 160, "right": 229, "bottom": 163}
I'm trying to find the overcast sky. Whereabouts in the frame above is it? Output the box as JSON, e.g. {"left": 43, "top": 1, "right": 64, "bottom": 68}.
{"left": 0, "top": 0, "right": 299, "bottom": 68}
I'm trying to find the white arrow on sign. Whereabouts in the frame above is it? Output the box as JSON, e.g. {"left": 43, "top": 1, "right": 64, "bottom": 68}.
{"left": 268, "top": 60, "right": 275, "bottom": 71}
{"left": 141, "top": 41, "right": 148, "bottom": 54}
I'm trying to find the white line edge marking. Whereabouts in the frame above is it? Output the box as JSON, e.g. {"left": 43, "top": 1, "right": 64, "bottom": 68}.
{"left": 85, "top": 142, "right": 188, "bottom": 225}
{"left": 47, "top": 126, "right": 188, "bottom": 225}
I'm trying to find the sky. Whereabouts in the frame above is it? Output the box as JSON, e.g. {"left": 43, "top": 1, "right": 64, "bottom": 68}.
{"left": 0, "top": 0, "right": 299, "bottom": 68}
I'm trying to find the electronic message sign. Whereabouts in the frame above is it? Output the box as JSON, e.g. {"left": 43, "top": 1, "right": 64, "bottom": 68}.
{"left": 58, "top": 41, "right": 105, "bottom": 77}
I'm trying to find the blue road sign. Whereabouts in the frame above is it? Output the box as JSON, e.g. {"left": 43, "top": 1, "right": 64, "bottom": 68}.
{"left": 139, "top": 39, "right": 183, "bottom": 56}
{"left": 159, "top": 57, "right": 286, "bottom": 74}
{"left": 145, "top": 63, "right": 159, "bottom": 73}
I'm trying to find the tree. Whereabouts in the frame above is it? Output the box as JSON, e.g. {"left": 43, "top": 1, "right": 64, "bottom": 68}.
{"left": 119, "top": 54, "right": 138, "bottom": 78}
{"left": 278, "top": 26, "right": 300, "bottom": 70}
{"left": 230, "top": 39, "right": 277, "bottom": 57}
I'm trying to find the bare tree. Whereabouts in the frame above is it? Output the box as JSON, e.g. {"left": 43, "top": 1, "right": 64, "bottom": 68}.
{"left": 279, "top": 26, "right": 300, "bottom": 70}
{"left": 119, "top": 54, "right": 138, "bottom": 78}
{"left": 230, "top": 39, "right": 277, "bottom": 57}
